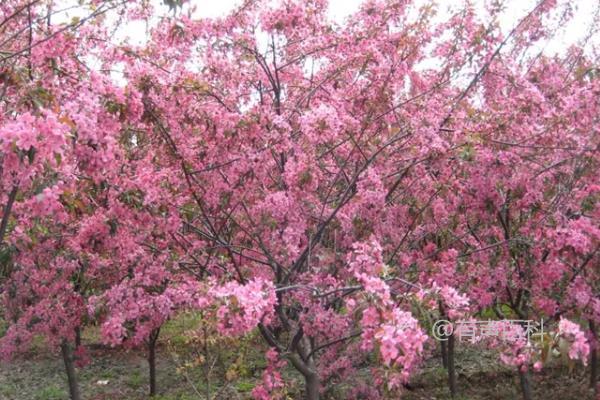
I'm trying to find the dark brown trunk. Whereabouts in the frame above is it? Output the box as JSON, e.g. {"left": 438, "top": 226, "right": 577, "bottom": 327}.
{"left": 286, "top": 350, "right": 320, "bottom": 400}
{"left": 518, "top": 368, "right": 533, "bottom": 400}
{"left": 258, "top": 318, "right": 320, "bottom": 400}
{"left": 60, "top": 341, "right": 81, "bottom": 400}
{"left": 438, "top": 302, "right": 449, "bottom": 369}
{"left": 590, "top": 320, "right": 598, "bottom": 393}
{"left": 0, "top": 186, "right": 18, "bottom": 246}
{"left": 441, "top": 338, "right": 448, "bottom": 368}
{"left": 148, "top": 343, "right": 156, "bottom": 397}
{"left": 305, "top": 372, "right": 319, "bottom": 400}
{"left": 75, "top": 327, "right": 81, "bottom": 348}
{"left": 447, "top": 333, "right": 457, "bottom": 398}
{"left": 203, "top": 326, "right": 211, "bottom": 400}
{"left": 592, "top": 347, "right": 598, "bottom": 396}
{"left": 147, "top": 328, "right": 160, "bottom": 397}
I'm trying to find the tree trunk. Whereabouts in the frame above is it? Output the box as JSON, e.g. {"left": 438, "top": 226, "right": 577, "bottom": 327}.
{"left": 592, "top": 348, "right": 598, "bottom": 396}
{"left": 590, "top": 320, "right": 598, "bottom": 394}
{"left": 286, "top": 351, "right": 320, "bottom": 400}
{"left": 305, "top": 372, "right": 319, "bottom": 400}
{"left": 148, "top": 342, "right": 156, "bottom": 397}
{"left": 60, "top": 341, "right": 81, "bottom": 400}
{"left": 202, "top": 326, "right": 211, "bottom": 400}
{"left": 438, "top": 302, "right": 449, "bottom": 369}
{"left": 258, "top": 320, "right": 320, "bottom": 400}
{"left": 148, "top": 328, "right": 160, "bottom": 397}
{"left": 447, "top": 333, "right": 457, "bottom": 398}
{"left": 0, "top": 186, "right": 18, "bottom": 246}
{"left": 441, "top": 338, "right": 448, "bottom": 369}
{"left": 518, "top": 368, "right": 533, "bottom": 400}
{"left": 75, "top": 327, "right": 81, "bottom": 348}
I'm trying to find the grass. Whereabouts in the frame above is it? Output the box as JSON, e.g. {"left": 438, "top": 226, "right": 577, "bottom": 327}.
{"left": 126, "top": 370, "right": 145, "bottom": 389}
{"left": 235, "top": 380, "right": 256, "bottom": 393}
{"left": 33, "top": 385, "right": 66, "bottom": 400}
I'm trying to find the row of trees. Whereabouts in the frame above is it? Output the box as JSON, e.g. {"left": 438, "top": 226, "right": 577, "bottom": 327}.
{"left": 0, "top": 0, "right": 598, "bottom": 399}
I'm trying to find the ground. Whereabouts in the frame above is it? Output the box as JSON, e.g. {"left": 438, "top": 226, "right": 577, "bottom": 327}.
{"left": 0, "top": 315, "right": 596, "bottom": 399}
{"left": 404, "top": 346, "right": 596, "bottom": 400}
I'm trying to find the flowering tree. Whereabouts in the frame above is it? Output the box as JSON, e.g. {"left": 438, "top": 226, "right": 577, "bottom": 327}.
{"left": 113, "top": 0, "right": 598, "bottom": 398}
{"left": 0, "top": 0, "right": 598, "bottom": 399}
{"left": 0, "top": 1, "right": 157, "bottom": 399}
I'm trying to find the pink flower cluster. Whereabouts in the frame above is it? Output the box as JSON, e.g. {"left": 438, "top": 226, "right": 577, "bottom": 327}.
{"left": 251, "top": 348, "right": 287, "bottom": 400}
{"left": 375, "top": 308, "right": 427, "bottom": 383}
{"left": 211, "top": 278, "right": 277, "bottom": 336}
{"left": 558, "top": 318, "right": 590, "bottom": 364}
